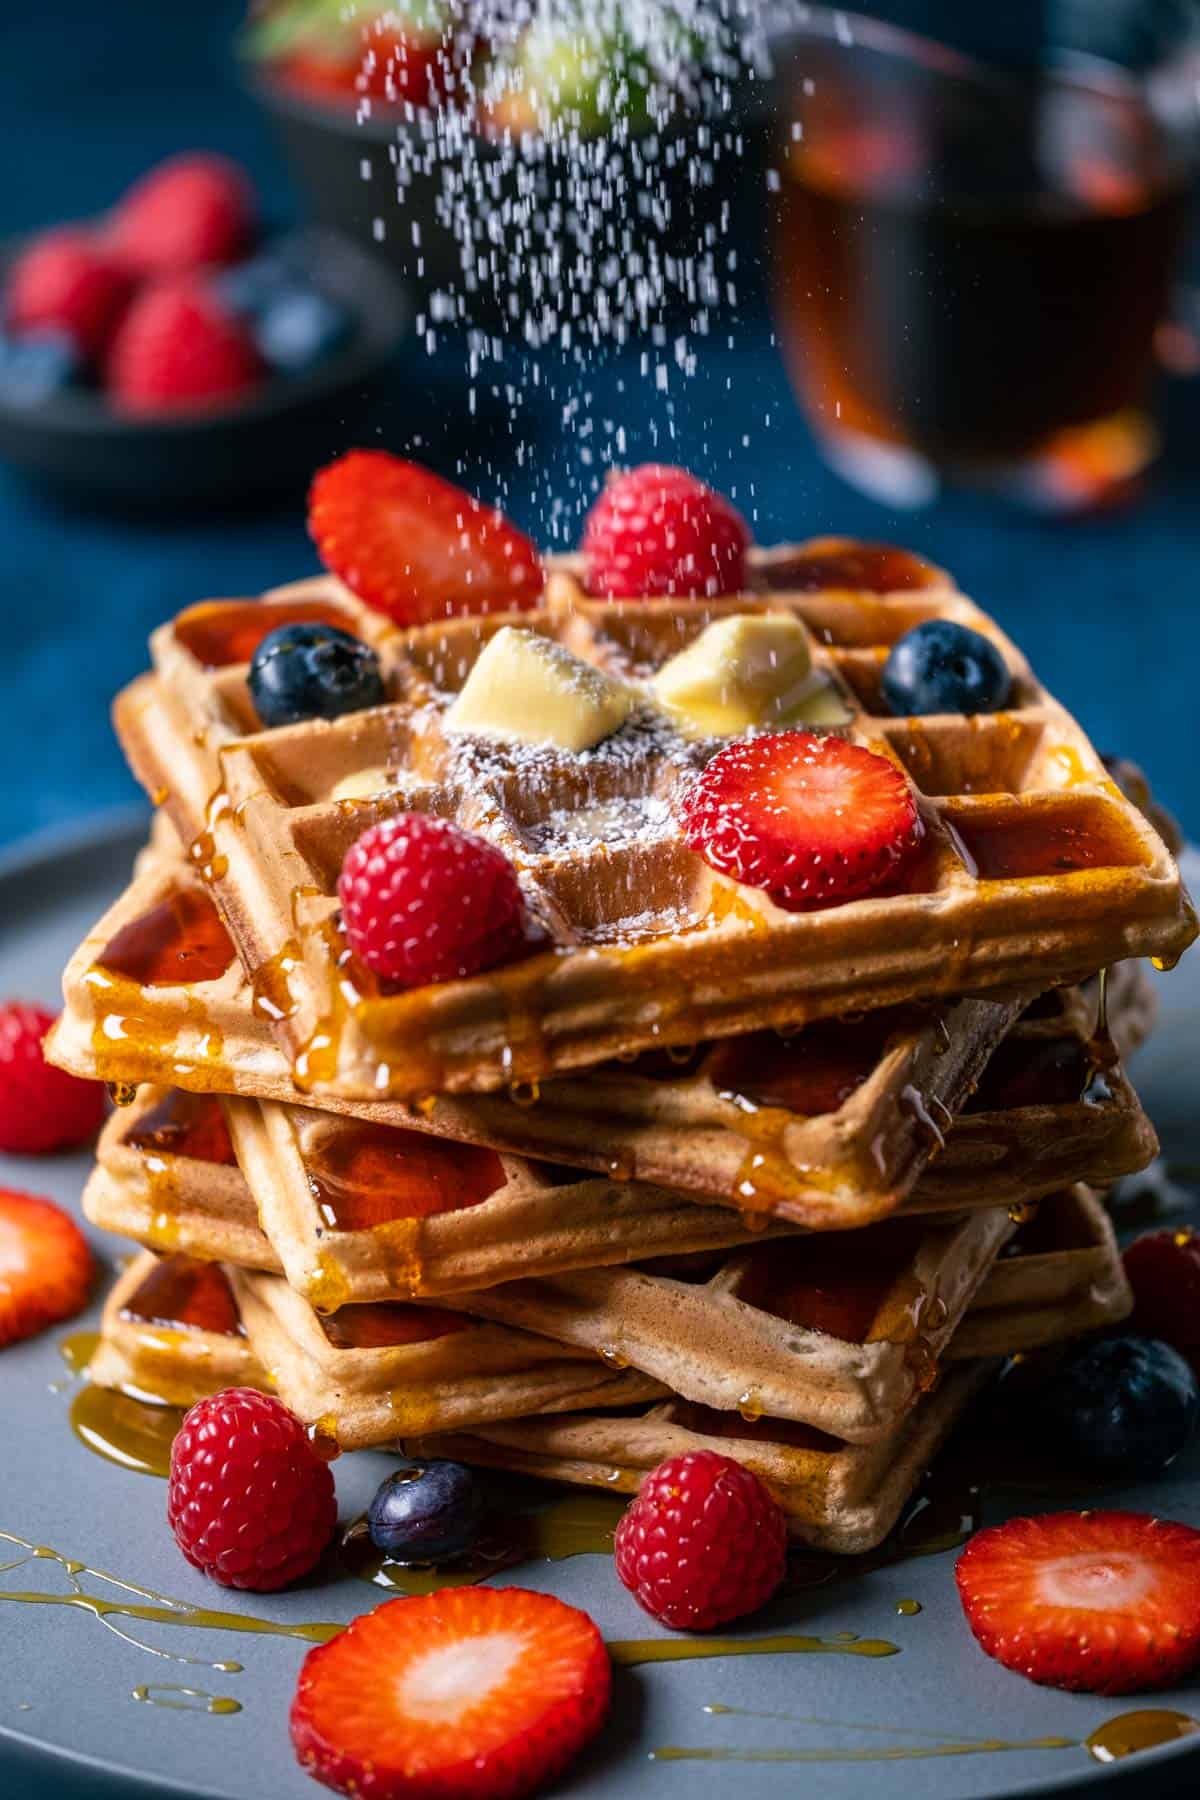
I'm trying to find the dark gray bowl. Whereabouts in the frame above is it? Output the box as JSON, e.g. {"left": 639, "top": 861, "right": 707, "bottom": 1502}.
{"left": 252, "top": 70, "right": 772, "bottom": 320}
{"left": 0, "top": 224, "right": 409, "bottom": 510}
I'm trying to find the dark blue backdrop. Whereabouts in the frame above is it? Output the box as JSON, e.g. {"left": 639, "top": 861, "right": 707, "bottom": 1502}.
{"left": 0, "top": 0, "right": 1195, "bottom": 848}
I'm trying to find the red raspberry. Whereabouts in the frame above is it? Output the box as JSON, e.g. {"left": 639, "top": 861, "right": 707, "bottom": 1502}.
{"left": 106, "top": 278, "right": 263, "bottom": 416}
{"left": 615, "top": 1449, "right": 788, "bottom": 1629}
{"left": 6, "top": 228, "right": 133, "bottom": 360}
{"left": 108, "top": 153, "right": 256, "bottom": 278}
{"left": 0, "top": 1002, "right": 106, "bottom": 1153}
{"left": 1124, "top": 1227, "right": 1200, "bottom": 1361}
{"left": 339, "top": 813, "right": 531, "bottom": 987}
{"left": 167, "top": 1388, "right": 337, "bottom": 1591}
{"left": 582, "top": 463, "right": 751, "bottom": 598}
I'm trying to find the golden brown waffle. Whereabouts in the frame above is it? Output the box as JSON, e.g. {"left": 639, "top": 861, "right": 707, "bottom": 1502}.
{"left": 433, "top": 1189, "right": 1126, "bottom": 1442}
{"left": 413, "top": 1364, "right": 996, "bottom": 1553}
{"left": 228, "top": 1266, "right": 666, "bottom": 1451}
{"left": 84, "top": 1085, "right": 788, "bottom": 1303}
{"left": 88, "top": 1251, "right": 268, "bottom": 1406}
{"left": 107, "top": 542, "right": 1194, "bottom": 1099}
{"left": 56, "top": 842, "right": 1156, "bottom": 1230}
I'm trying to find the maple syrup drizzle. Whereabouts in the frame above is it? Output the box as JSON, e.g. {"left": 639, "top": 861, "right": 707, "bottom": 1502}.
{"left": 652, "top": 1735, "right": 1073, "bottom": 1763}
{"left": 132, "top": 1683, "right": 241, "bottom": 1716}
{"left": 611, "top": 1633, "right": 899, "bottom": 1667}
{"left": 69, "top": 1386, "right": 184, "bottom": 1478}
{"left": 1085, "top": 1709, "right": 1200, "bottom": 1762}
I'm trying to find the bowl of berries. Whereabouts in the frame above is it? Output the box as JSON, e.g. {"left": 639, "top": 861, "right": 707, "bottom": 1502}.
{"left": 243, "top": 0, "right": 769, "bottom": 319}
{"left": 0, "top": 151, "right": 408, "bottom": 508}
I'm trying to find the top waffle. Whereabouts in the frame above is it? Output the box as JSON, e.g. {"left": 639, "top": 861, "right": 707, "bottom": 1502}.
{"left": 111, "top": 539, "right": 1195, "bottom": 1099}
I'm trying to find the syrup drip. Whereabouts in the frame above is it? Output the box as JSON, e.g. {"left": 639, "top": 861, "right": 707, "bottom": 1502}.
{"left": 70, "top": 1386, "right": 184, "bottom": 1478}
{"left": 895, "top": 1598, "right": 922, "bottom": 1616}
{"left": 1085, "top": 1709, "right": 1200, "bottom": 1762}
{"left": 107, "top": 1081, "right": 138, "bottom": 1108}
{"left": 653, "top": 1735, "right": 1073, "bottom": 1763}
{"left": 132, "top": 1683, "right": 241, "bottom": 1716}
{"left": 250, "top": 938, "right": 302, "bottom": 1023}
{"left": 611, "top": 1633, "right": 899, "bottom": 1666}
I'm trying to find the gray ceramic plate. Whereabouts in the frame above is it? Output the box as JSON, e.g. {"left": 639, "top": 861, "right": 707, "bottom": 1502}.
{"left": 2, "top": 814, "right": 1200, "bottom": 1800}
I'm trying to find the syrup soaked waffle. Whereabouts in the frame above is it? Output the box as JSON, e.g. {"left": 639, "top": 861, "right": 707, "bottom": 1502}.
{"left": 84, "top": 1086, "right": 789, "bottom": 1303}
{"left": 227, "top": 1267, "right": 666, "bottom": 1451}
{"left": 88, "top": 1251, "right": 268, "bottom": 1406}
{"left": 412, "top": 1363, "right": 997, "bottom": 1554}
{"left": 109, "top": 537, "right": 1194, "bottom": 1100}
{"left": 55, "top": 840, "right": 1156, "bottom": 1229}
{"left": 433, "top": 1189, "right": 1127, "bottom": 1443}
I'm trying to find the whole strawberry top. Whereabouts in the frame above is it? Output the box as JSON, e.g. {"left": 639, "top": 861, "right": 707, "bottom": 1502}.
{"left": 582, "top": 464, "right": 751, "bottom": 598}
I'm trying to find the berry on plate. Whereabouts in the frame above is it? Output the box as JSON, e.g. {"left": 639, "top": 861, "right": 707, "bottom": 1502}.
{"left": 308, "top": 451, "right": 544, "bottom": 626}
{"left": 107, "top": 278, "right": 263, "bottom": 416}
{"left": 368, "top": 1460, "right": 484, "bottom": 1562}
{"left": 614, "top": 1449, "right": 787, "bottom": 1629}
{"left": 167, "top": 1388, "right": 337, "bottom": 1590}
{"left": 6, "top": 228, "right": 133, "bottom": 360}
{"left": 108, "top": 153, "right": 256, "bottom": 278}
{"left": 678, "top": 729, "right": 925, "bottom": 911}
{"left": 339, "top": 813, "right": 532, "bottom": 987}
{"left": 956, "top": 1510, "right": 1200, "bottom": 1694}
{"left": 1124, "top": 1227, "right": 1200, "bottom": 1361}
{"left": 1025, "top": 1335, "right": 1200, "bottom": 1476}
{"left": 290, "top": 1586, "right": 610, "bottom": 1800}
{"left": 249, "top": 622, "right": 385, "bottom": 728}
{"left": 0, "top": 328, "right": 82, "bottom": 405}
{"left": 581, "top": 463, "right": 751, "bottom": 599}
{"left": 881, "top": 619, "right": 1012, "bottom": 717}
{"left": 255, "top": 287, "right": 351, "bottom": 374}
{"left": 0, "top": 1001, "right": 106, "bottom": 1152}
{"left": 0, "top": 1188, "right": 94, "bottom": 1348}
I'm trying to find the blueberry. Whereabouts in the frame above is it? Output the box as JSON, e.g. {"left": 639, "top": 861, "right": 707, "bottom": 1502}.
{"left": 367, "top": 1461, "right": 483, "bottom": 1562}
{"left": 215, "top": 247, "right": 306, "bottom": 320}
{"left": 0, "top": 328, "right": 82, "bottom": 406}
{"left": 255, "top": 288, "right": 351, "bottom": 375}
{"left": 881, "top": 619, "right": 1012, "bottom": 716}
{"left": 1029, "top": 1335, "right": 1200, "bottom": 1476}
{"left": 248, "top": 623, "right": 385, "bottom": 728}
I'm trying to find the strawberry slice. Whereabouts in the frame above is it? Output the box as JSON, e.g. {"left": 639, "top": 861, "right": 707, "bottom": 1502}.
{"left": 290, "top": 1586, "right": 610, "bottom": 1800}
{"left": 679, "top": 730, "right": 924, "bottom": 910}
{"left": 0, "top": 1188, "right": 94, "bottom": 1348}
{"left": 308, "top": 452, "right": 544, "bottom": 627}
{"left": 956, "top": 1510, "right": 1200, "bottom": 1695}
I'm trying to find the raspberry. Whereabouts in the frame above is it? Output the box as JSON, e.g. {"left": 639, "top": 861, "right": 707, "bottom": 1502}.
{"left": 1123, "top": 1228, "right": 1200, "bottom": 1361}
{"left": 0, "top": 1002, "right": 106, "bottom": 1153}
{"left": 167, "top": 1389, "right": 337, "bottom": 1591}
{"left": 0, "top": 1188, "right": 94, "bottom": 1348}
{"left": 339, "top": 813, "right": 531, "bottom": 987}
{"left": 106, "top": 278, "right": 263, "bottom": 416}
{"left": 582, "top": 464, "right": 751, "bottom": 598}
{"left": 615, "top": 1449, "right": 788, "bottom": 1629}
{"left": 679, "top": 730, "right": 925, "bottom": 910}
{"left": 6, "top": 228, "right": 133, "bottom": 360}
{"left": 108, "top": 153, "right": 255, "bottom": 278}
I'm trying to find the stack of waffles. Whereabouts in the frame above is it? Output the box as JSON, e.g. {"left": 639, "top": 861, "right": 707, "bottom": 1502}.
{"left": 51, "top": 538, "right": 1196, "bottom": 1555}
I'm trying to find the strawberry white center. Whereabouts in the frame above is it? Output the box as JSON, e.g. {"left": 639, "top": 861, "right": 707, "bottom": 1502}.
{"left": 398, "top": 1629, "right": 529, "bottom": 1722}
{"left": 0, "top": 1216, "right": 28, "bottom": 1281}
{"left": 1036, "top": 1553, "right": 1154, "bottom": 1611}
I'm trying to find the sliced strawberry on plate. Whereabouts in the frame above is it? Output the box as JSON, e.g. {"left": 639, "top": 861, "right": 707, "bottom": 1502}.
{"left": 308, "top": 451, "right": 544, "bottom": 626}
{"left": 0, "top": 1188, "right": 95, "bottom": 1348}
{"left": 956, "top": 1510, "right": 1200, "bottom": 1695}
{"left": 679, "top": 729, "right": 925, "bottom": 911}
{"left": 290, "top": 1585, "right": 610, "bottom": 1800}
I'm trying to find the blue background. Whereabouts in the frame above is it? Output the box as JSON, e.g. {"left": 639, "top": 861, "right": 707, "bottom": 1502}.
{"left": 0, "top": 0, "right": 1195, "bottom": 853}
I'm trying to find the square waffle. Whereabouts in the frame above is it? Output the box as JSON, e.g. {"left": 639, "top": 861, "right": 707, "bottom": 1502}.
{"left": 107, "top": 540, "right": 1194, "bottom": 1099}
{"left": 431, "top": 1189, "right": 1127, "bottom": 1443}
{"left": 411, "top": 1365, "right": 997, "bottom": 1554}
{"left": 88, "top": 1251, "right": 268, "bottom": 1407}
{"left": 57, "top": 838, "right": 1157, "bottom": 1232}
{"left": 227, "top": 1267, "right": 666, "bottom": 1451}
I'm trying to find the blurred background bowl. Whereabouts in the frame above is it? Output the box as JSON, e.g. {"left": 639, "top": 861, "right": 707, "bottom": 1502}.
{"left": 0, "top": 223, "right": 408, "bottom": 509}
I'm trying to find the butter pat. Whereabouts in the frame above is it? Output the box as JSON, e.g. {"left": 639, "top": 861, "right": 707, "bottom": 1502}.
{"left": 652, "top": 612, "right": 818, "bottom": 739}
{"left": 445, "top": 626, "right": 636, "bottom": 752}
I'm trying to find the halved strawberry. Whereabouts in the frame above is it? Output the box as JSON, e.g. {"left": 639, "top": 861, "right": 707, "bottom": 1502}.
{"left": 679, "top": 730, "right": 924, "bottom": 910}
{"left": 956, "top": 1510, "right": 1200, "bottom": 1695}
{"left": 0, "top": 1188, "right": 95, "bottom": 1348}
{"left": 290, "top": 1586, "right": 610, "bottom": 1800}
{"left": 308, "top": 452, "right": 544, "bottom": 626}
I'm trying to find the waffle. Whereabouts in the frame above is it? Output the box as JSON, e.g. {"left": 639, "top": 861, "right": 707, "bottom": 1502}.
{"left": 413, "top": 1365, "right": 997, "bottom": 1553}
{"left": 57, "top": 838, "right": 1157, "bottom": 1230}
{"left": 434, "top": 1189, "right": 1127, "bottom": 1442}
{"left": 88, "top": 1251, "right": 268, "bottom": 1406}
{"left": 84, "top": 1086, "right": 789, "bottom": 1304}
{"left": 106, "top": 540, "right": 1194, "bottom": 1100}
{"left": 227, "top": 1266, "right": 666, "bottom": 1450}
